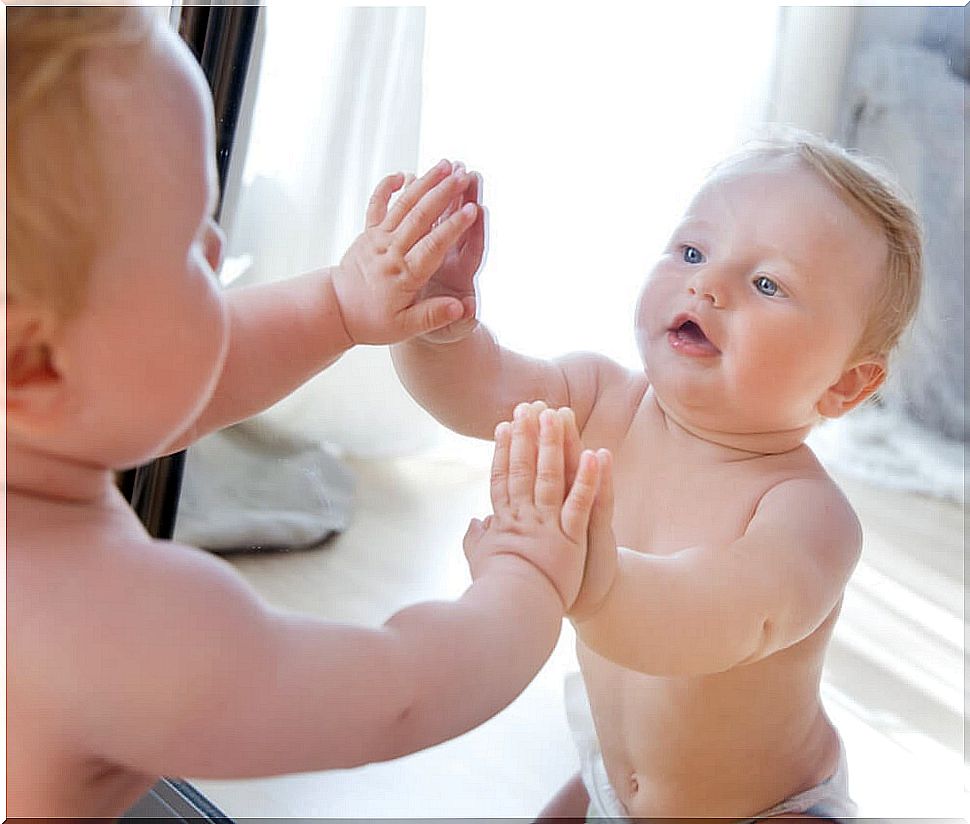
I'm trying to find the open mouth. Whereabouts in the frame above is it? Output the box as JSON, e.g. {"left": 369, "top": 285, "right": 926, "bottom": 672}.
{"left": 667, "top": 316, "right": 720, "bottom": 355}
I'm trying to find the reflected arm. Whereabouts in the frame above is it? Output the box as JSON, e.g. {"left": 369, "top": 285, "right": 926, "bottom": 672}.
{"left": 391, "top": 326, "right": 614, "bottom": 441}
{"left": 573, "top": 479, "right": 862, "bottom": 675}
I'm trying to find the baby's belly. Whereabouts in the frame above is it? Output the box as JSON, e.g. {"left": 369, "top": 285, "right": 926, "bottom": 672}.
{"left": 577, "top": 638, "right": 838, "bottom": 817}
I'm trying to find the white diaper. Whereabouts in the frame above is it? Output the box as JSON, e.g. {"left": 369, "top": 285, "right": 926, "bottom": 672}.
{"left": 564, "top": 671, "right": 858, "bottom": 821}
{"left": 564, "top": 671, "right": 629, "bottom": 819}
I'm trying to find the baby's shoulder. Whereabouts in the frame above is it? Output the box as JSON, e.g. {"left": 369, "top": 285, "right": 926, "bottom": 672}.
{"left": 752, "top": 463, "right": 863, "bottom": 565}
{"left": 759, "top": 447, "right": 857, "bottom": 515}
{"left": 8, "top": 494, "right": 240, "bottom": 674}
{"left": 556, "top": 352, "right": 647, "bottom": 450}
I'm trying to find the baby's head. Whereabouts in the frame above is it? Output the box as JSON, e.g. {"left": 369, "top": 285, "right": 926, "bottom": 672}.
{"left": 707, "top": 131, "right": 923, "bottom": 364}
{"left": 636, "top": 128, "right": 923, "bottom": 444}
{"left": 7, "top": 7, "right": 156, "bottom": 321}
{"left": 7, "top": 8, "right": 228, "bottom": 468}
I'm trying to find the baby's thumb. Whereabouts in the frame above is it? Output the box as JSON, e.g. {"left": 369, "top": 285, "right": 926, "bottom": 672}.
{"left": 408, "top": 296, "right": 464, "bottom": 337}
{"left": 560, "top": 450, "right": 601, "bottom": 541}
{"left": 589, "top": 449, "right": 615, "bottom": 530}
{"left": 462, "top": 517, "right": 485, "bottom": 559}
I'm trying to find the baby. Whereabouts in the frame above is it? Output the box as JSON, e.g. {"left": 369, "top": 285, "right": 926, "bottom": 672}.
{"left": 6, "top": 8, "right": 610, "bottom": 817}
{"left": 392, "top": 131, "right": 923, "bottom": 819}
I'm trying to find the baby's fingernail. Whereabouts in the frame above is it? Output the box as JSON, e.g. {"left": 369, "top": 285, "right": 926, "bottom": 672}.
{"left": 461, "top": 203, "right": 477, "bottom": 217}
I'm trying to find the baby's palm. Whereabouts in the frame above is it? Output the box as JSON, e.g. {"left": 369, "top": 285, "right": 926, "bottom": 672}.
{"left": 417, "top": 169, "right": 486, "bottom": 344}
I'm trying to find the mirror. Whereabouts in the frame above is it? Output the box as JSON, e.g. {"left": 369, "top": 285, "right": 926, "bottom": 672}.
{"left": 175, "top": 5, "right": 964, "bottom": 817}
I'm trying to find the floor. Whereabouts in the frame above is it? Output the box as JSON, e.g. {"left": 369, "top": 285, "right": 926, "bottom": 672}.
{"left": 190, "top": 436, "right": 966, "bottom": 819}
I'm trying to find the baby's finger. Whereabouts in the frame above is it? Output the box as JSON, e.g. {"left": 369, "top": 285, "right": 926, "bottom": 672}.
{"left": 588, "top": 449, "right": 615, "bottom": 535}
{"left": 507, "top": 403, "right": 539, "bottom": 505}
{"left": 559, "top": 407, "right": 582, "bottom": 487}
{"left": 366, "top": 172, "right": 406, "bottom": 228}
{"left": 395, "top": 171, "right": 473, "bottom": 257}
{"left": 400, "top": 295, "right": 465, "bottom": 338}
{"left": 560, "top": 450, "right": 601, "bottom": 542}
{"left": 462, "top": 517, "right": 485, "bottom": 564}
{"left": 404, "top": 202, "right": 478, "bottom": 284}
{"left": 490, "top": 421, "right": 512, "bottom": 512}
{"left": 437, "top": 161, "right": 466, "bottom": 224}
{"left": 384, "top": 159, "right": 452, "bottom": 231}
{"left": 534, "top": 409, "right": 565, "bottom": 511}
{"left": 458, "top": 179, "right": 486, "bottom": 269}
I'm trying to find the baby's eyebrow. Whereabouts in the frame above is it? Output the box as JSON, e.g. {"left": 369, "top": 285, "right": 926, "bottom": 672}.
{"left": 675, "top": 217, "right": 713, "bottom": 233}
{"left": 755, "top": 242, "right": 806, "bottom": 272}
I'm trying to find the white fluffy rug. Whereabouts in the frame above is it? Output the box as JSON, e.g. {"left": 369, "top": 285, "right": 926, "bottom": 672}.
{"left": 808, "top": 404, "right": 964, "bottom": 506}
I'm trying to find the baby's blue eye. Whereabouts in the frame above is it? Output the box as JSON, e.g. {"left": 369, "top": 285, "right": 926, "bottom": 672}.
{"left": 754, "top": 275, "right": 780, "bottom": 296}
{"left": 682, "top": 245, "right": 704, "bottom": 264}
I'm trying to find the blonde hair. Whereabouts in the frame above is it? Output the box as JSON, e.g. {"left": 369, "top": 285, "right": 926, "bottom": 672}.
{"left": 710, "top": 127, "right": 923, "bottom": 364}
{"left": 6, "top": 7, "right": 156, "bottom": 319}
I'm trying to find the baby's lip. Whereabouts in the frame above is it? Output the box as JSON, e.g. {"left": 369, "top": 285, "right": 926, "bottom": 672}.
{"left": 668, "top": 312, "right": 721, "bottom": 354}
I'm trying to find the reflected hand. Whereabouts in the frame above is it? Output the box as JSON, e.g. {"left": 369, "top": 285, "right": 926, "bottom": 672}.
{"left": 569, "top": 446, "right": 617, "bottom": 622}
{"left": 413, "top": 163, "right": 486, "bottom": 344}
{"left": 463, "top": 402, "right": 602, "bottom": 611}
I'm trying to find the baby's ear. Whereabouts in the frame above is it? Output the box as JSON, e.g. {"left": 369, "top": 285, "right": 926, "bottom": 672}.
{"left": 816, "top": 358, "right": 886, "bottom": 419}
{"left": 6, "top": 300, "right": 66, "bottom": 431}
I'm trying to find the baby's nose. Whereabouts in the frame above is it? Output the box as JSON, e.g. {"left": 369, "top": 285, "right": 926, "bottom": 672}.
{"left": 687, "top": 276, "right": 723, "bottom": 308}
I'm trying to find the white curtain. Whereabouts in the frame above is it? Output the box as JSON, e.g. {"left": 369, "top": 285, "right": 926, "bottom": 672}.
{"left": 222, "top": 5, "right": 438, "bottom": 458}
{"left": 176, "top": 6, "right": 432, "bottom": 551}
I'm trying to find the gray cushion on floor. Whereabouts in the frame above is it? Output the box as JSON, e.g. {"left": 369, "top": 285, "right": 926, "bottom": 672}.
{"left": 174, "top": 420, "right": 355, "bottom": 553}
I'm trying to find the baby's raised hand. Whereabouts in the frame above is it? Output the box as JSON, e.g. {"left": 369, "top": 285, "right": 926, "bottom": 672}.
{"left": 331, "top": 160, "right": 479, "bottom": 345}
{"left": 463, "top": 403, "right": 604, "bottom": 611}
{"left": 413, "top": 163, "right": 485, "bottom": 344}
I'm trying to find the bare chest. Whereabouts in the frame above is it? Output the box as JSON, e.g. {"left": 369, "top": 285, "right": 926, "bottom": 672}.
{"left": 610, "top": 452, "right": 767, "bottom": 554}
{"left": 601, "top": 408, "right": 813, "bottom": 555}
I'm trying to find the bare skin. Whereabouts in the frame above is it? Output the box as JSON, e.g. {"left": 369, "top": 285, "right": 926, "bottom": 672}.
{"left": 393, "top": 156, "right": 890, "bottom": 817}
{"left": 571, "top": 385, "right": 854, "bottom": 817}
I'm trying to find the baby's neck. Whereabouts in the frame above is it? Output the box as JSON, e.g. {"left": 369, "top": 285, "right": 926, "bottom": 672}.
{"left": 653, "top": 396, "right": 811, "bottom": 459}
{"left": 7, "top": 440, "right": 118, "bottom": 506}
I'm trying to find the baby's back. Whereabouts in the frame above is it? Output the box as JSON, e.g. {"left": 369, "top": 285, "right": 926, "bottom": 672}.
{"left": 578, "top": 387, "right": 853, "bottom": 817}
{"left": 7, "top": 491, "right": 163, "bottom": 817}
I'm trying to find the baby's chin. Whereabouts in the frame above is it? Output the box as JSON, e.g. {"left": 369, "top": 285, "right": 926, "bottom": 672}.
{"left": 651, "top": 388, "right": 816, "bottom": 453}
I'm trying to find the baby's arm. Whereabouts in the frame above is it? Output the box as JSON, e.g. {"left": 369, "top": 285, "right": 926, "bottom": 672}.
{"left": 391, "top": 172, "right": 626, "bottom": 441}
{"left": 162, "top": 161, "right": 480, "bottom": 453}
{"left": 571, "top": 475, "right": 862, "bottom": 675}
{"left": 392, "top": 322, "right": 619, "bottom": 442}
{"left": 80, "top": 406, "right": 609, "bottom": 778}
